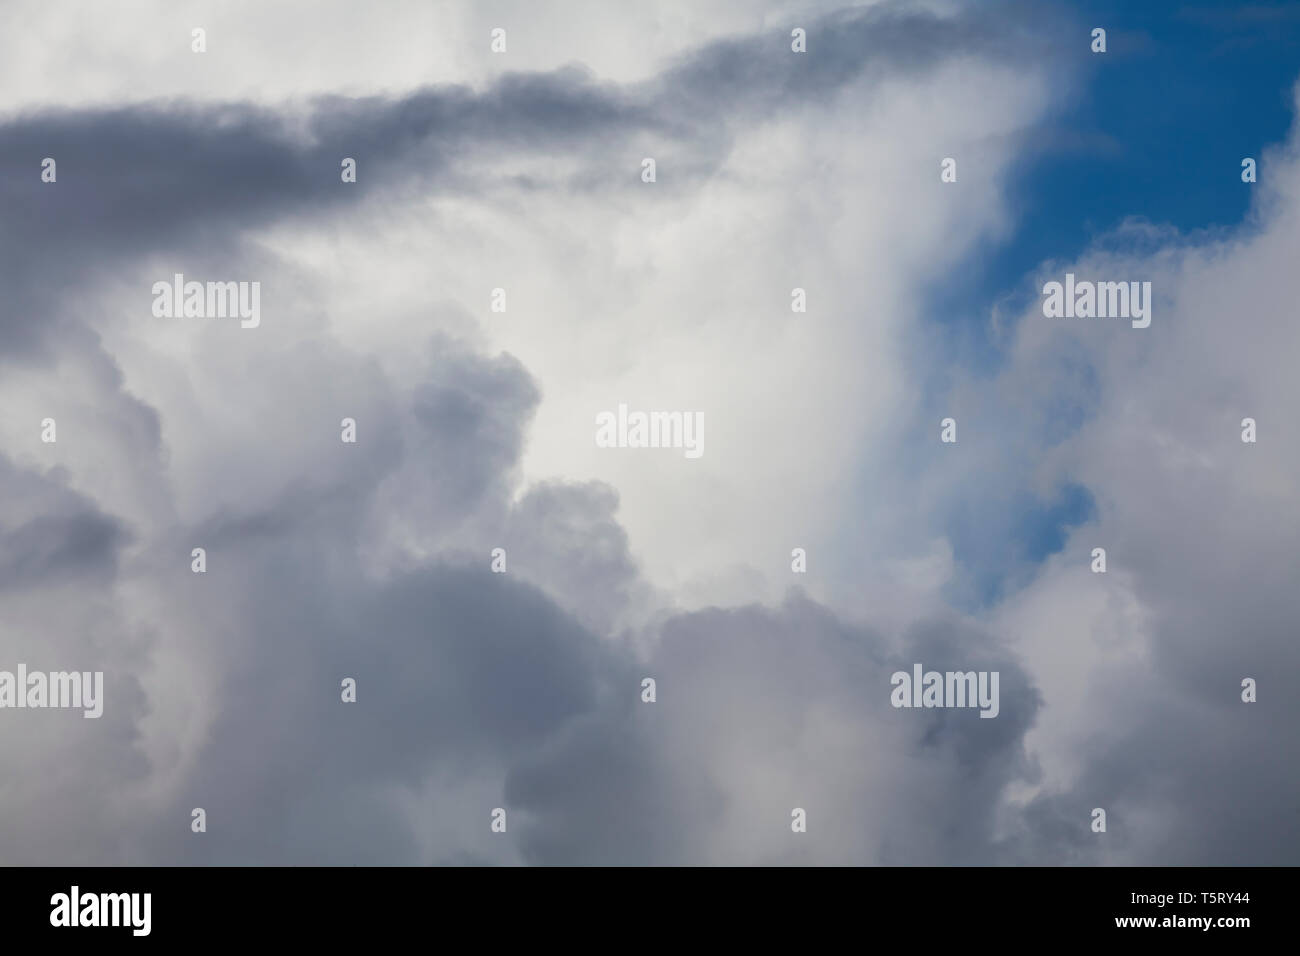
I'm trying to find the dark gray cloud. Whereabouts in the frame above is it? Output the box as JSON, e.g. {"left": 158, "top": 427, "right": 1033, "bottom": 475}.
{"left": 506, "top": 597, "right": 1040, "bottom": 865}
{"left": 0, "top": 458, "right": 131, "bottom": 591}
{"left": 0, "top": 0, "right": 1073, "bottom": 356}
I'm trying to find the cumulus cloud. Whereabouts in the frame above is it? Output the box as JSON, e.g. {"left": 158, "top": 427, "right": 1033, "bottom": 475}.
{"left": 930, "top": 93, "right": 1300, "bottom": 864}
{"left": 0, "top": 0, "right": 1292, "bottom": 866}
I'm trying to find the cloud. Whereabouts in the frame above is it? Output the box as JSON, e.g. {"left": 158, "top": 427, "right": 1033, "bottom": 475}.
{"left": 936, "top": 91, "right": 1300, "bottom": 863}
{"left": 508, "top": 595, "right": 1039, "bottom": 865}
{"left": 5, "top": 0, "right": 1292, "bottom": 867}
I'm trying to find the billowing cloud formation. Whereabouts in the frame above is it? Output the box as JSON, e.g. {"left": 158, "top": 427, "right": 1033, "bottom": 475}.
{"left": 508, "top": 601, "right": 1038, "bottom": 865}
{"left": 979, "top": 129, "right": 1300, "bottom": 864}
{"left": 0, "top": 0, "right": 1295, "bottom": 866}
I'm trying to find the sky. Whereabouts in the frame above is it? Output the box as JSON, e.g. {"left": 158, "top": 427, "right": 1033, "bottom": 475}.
{"left": 0, "top": 0, "right": 1297, "bottom": 865}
